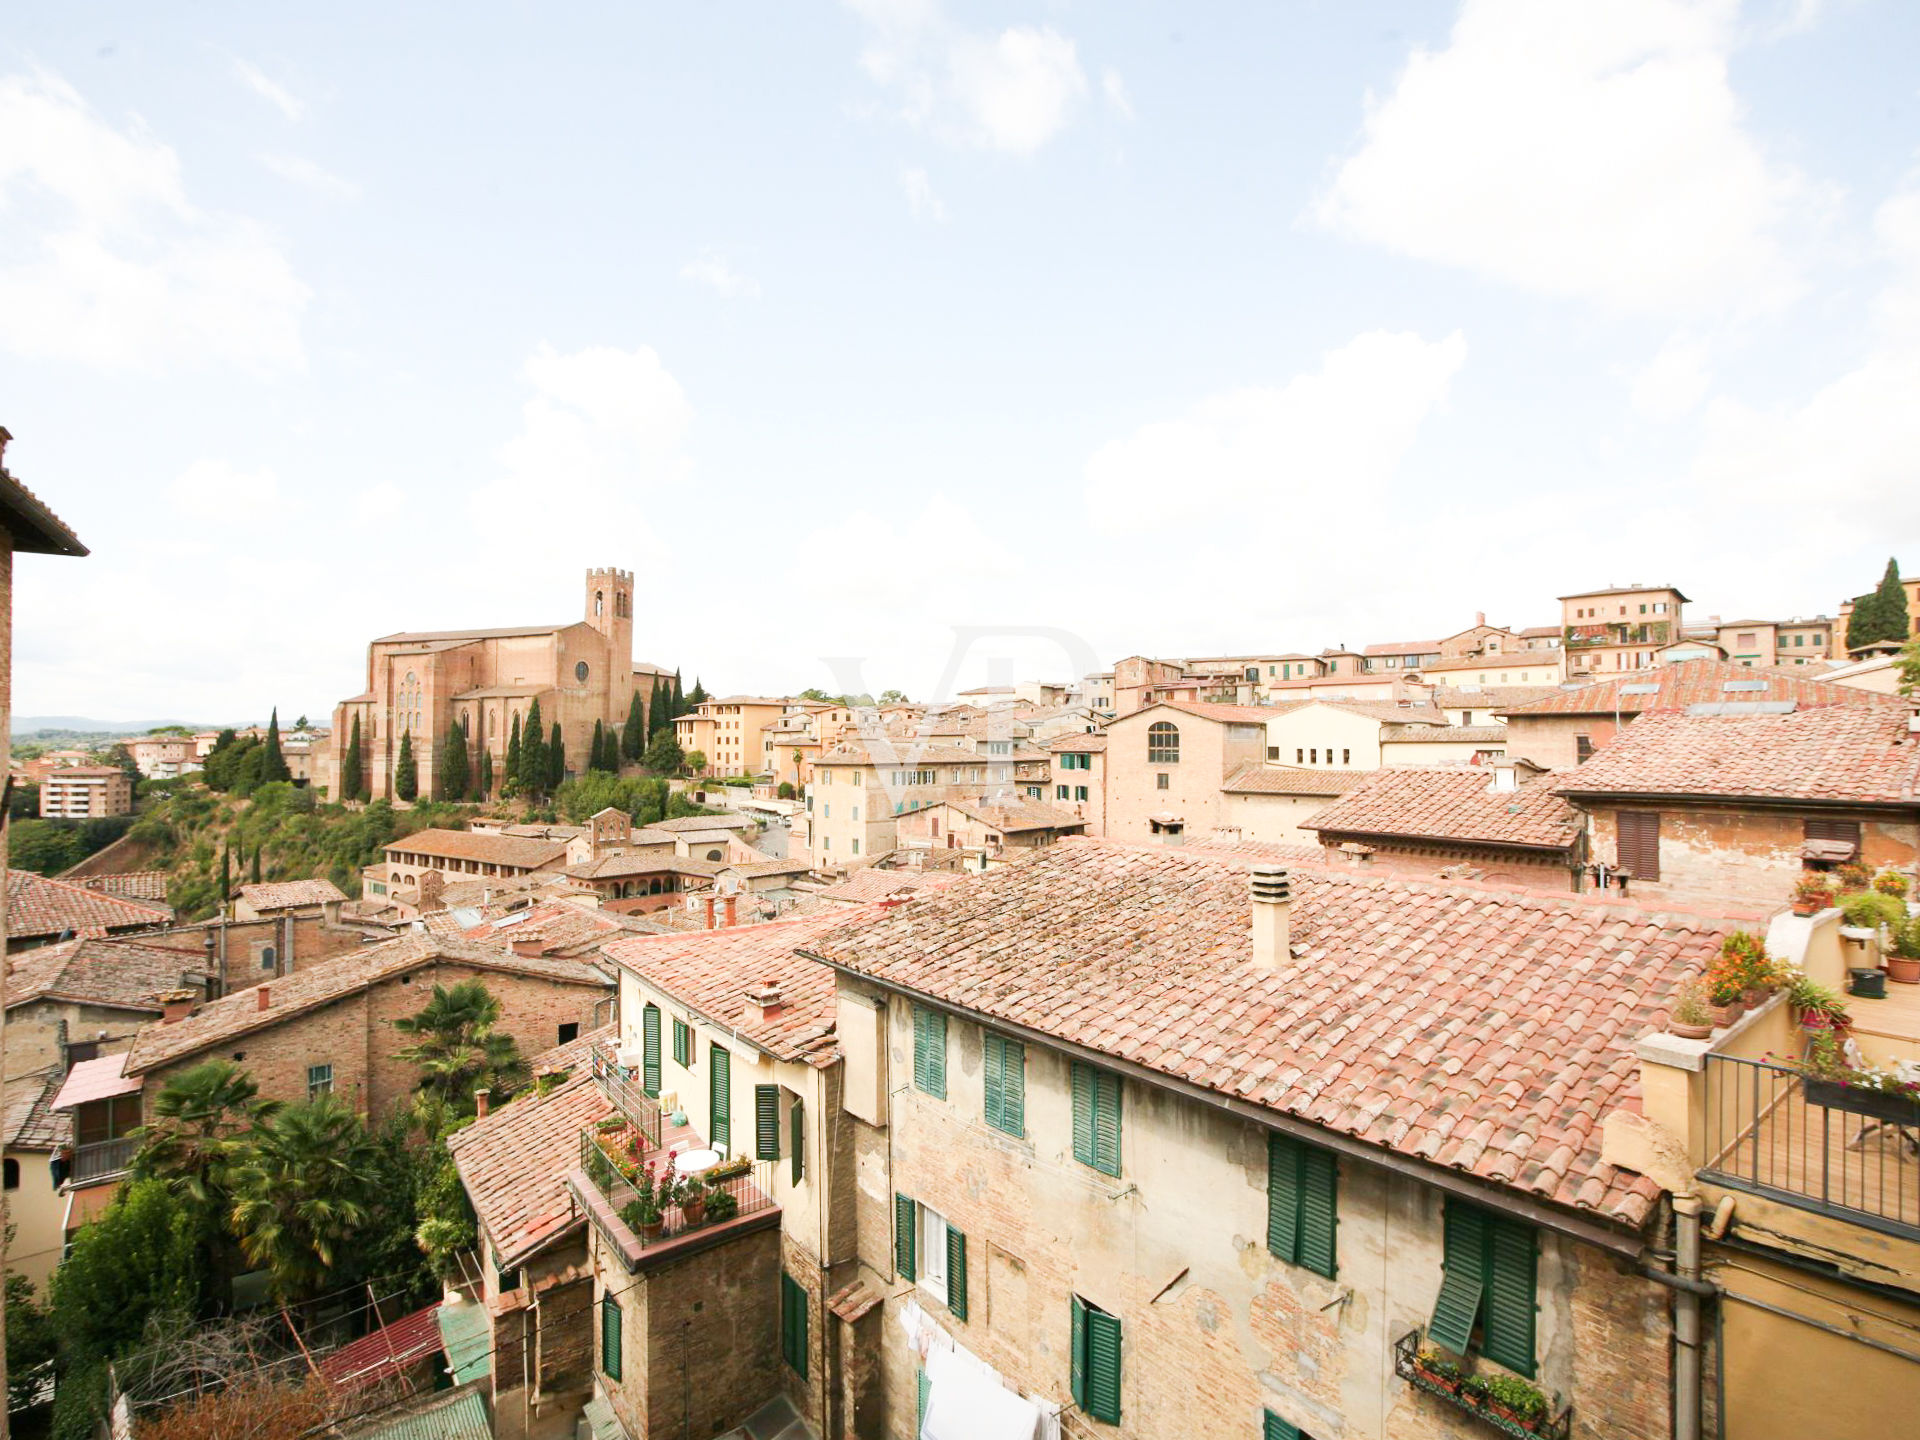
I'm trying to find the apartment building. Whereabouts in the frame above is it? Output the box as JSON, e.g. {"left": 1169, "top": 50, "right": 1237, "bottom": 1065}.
{"left": 1361, "top": 638, "right": 1442, "bottom": 672}
{"left": 895, "top": 795, "right": 1087, "bottom": 867}
{"left": 125, "top": 733, "right": 198, "bottom": 778}
{"left": 1712, "top": 616, "right": 1836, "bottom": 668}
{"left": 1042, "top": 733, "right": 1107, "bottom": 835}
{"left": 1560, "top": 584, "right": 1688, "bottom": 677}
{"left": 1217, "top": 764, "right": 1357, "bottom": 847}
{"left": 675, "top": 695, "right": 813, "bottom": 776}
{"left": 1418, "top": 650, "right": 1568, "bottom": 688}
{"left": 809, "top": 840, "right": 1735, "bottom": 1440}
{"left": 1260, "top": 699, "right": 1448, "bottom": 770}
{"left": 1103, "top": 702, "right": 1270, "bottom": 843}
{"left": 805, "top": 738, "right": 1047, "bottom": 865}
{"left": 39, "top": 765, "right": 132, "bottom": 818}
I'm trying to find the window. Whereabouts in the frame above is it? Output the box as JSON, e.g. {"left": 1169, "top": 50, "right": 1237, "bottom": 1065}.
{"left": 1146, "top": 722, "right": 1179, "bottom": 764}
{"left": 756, "top": 1084, "right": 783, "bottom": 1160}
{"left": 1075, "top": 785, "right": 1089, "bottom": 802}
{"left": 498, "top": 1266, "right": 522, "bottom": 1291}
{"left": 1155, "top": 773, "right": 1169, "bottom": 790}
{"left": 600, "top": 1292, "right": 623, "bottom": 1380}
{"left": 260, "top": 946, "right": 276, "bottom": 972}
{"left": 1341, "top": 749, "right": 1350, "bottom": 765}
{"left": 913, "top": 1005, "right": 947, "bottom": 1097}
{"left": 1460, "top": 711, "right": 1473, "bottom": 726}
{"left": 3, "top": 1158, "right": 17, "bottom": 1191}
{"left": 1266, "top": 1134, "right": 1337, "bottom": 1278}
{"left": 983, "top": 1032, "right": 1025, "bottom": 1137}
{"left": 1070, "top": 1295, "right": 1122, "bottom": 1424}
{"left": 1071, "top": 1061, "right": 1122, "bottom": 1176}
{"left": 1296, "top": 749, "right": 1303, "bottom": 763}
{"left": 894, "top": 1194, "right": 969, "bottom": 1317}
{"left": 852, "top": 839, "right": 860, "bottom": 856}
{"left": 1057, "top": 785, "right": 1070, "bottom": 800}
{"left": 641, "top": 1005, "right": 661, "bottom": 1097}
{"left": 851, "top": 807, "right": 859, "bottom": 821}
{"left": 1267, "top": 746, "right": 1279, "bottom": 761}
{"left": 791, "top": 1096, "right": 804, "bottom": 1185}
{"left": 1264, "top": 1413, "right": 1306, "bottom": 1440}
{"left": 558, "top": 1021, "right": 580, "bottom": 1046}
{"left": 710, "top": 1044, "right": 732, "bottom": 1149}
{"left": 1616, "top": 810, "right": 1662, "bottom": 881}
{"left": 1428, "top": 1200, "right": 1537, "bottom": 1376}
{"left": 66, "top": 1040, "right": 100, "bottom": 1064}
{"left": 1309, "top": 749, "right": 1317, "bottom": 763}
{"left": 781, "top": 1271, "right": 808, "bottom": 1377}
{"left": 1575, "top": 734, "right": 1594, "bottom": 763}
{"left": 307, "top": 1064, "right": 333, "bottom": 1099}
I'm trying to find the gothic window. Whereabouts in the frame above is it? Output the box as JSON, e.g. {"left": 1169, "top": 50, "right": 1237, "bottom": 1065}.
{"left": 1147, "top": 722, "right": 1180, "bottom": 765}
{"left": 595, "top": 590, "right": 604, "bottom": 616}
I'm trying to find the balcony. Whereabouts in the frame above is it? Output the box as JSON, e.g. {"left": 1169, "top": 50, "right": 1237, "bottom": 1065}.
{"left": 70, "top": 1137, "right": 136, "bottom": 1186}
{"left": 1393, "top": 1328, "right": 1572, "bottom": 1439}
{"left": 587, "top": 1041, "right": 663, "bottom": 1152}
{"left": 568, "top": 1114, "right": 779, "bottom": 1271}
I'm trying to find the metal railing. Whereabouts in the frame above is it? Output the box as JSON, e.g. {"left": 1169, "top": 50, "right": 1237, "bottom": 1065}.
{"left": 1700, "top": 1052, "right": 1920, "bottom": 1240}
{"left": 576, "top": 1126, "right": 777, "bottom": 1254}
{"left": 70, "top": 1137, "right": 137, "bottom": 1185}
{"left": 588, "top": 1041, "right": 663, "bottom": 1152}
{"left": 1392, "top": 1328, "right": 1572, "bottom": 1440}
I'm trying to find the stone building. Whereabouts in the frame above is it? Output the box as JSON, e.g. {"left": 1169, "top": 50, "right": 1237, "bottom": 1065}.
{"left": 1041, "top": 733, "right": 1107, "bottom": 836}
{"left": 331, "top": 567, "right": 673, "bottom": 801}
{"left": 3, "top": 936, "right": 211, "bottom": 1082}
{"left": 4, "top": 868, "right": 172, "bottom": 952}
{"left": 894, "top": 795, "right": 1087, "bottom": 868}
{"left": 39, "top": 765, "right": 132, "bottom": 818}
{"left": 1559, "top": 583, "right": 1689, "bottom": 678}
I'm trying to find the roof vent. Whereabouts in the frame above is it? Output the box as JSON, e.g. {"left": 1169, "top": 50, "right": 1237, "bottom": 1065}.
{"left": 1721, "top": 679, "right": 1768, "bottom": 693}
{"left": 746, "top": 980, "right": 785, "bottom": 1023}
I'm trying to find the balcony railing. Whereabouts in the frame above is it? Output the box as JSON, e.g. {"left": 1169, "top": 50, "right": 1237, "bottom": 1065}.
{"left": 573, "top": 1125, "right": 778, "bottom": 1264}
{"left": 1699, "top": 1052, "right": 1920, "bottom": 1240}
{"left": 70, "top": 1137, "right": 136, "bottom": 1185}
{"left": 1393, "top": 1328, "right": 1571, "bottom": 1439}
{"left": 588, "top": 1041, "right": 663, "bottom": 1153}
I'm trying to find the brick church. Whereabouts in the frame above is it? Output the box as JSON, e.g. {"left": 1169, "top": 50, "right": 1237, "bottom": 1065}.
{"left": 331, "top": 567, "right": 673, "bottom": 801}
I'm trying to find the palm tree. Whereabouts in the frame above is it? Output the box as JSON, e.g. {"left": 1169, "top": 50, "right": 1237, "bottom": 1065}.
{"left": 228, "top": 1096, "right": 380, "bottom": 1303}
{"left": 131, "top": 1060, "right": 280, "bottom": 1208}
{"left": 391, "top": 979, "right": 528, "bottom": 1111}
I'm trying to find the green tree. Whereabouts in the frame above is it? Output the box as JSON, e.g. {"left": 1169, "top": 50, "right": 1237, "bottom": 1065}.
{"left": 341, "top": 714, "right": 364, "bottom": 801}
{"left": 250, "top": 845, "right": 263, "bottom": 883}
{"left": 438, "top": 722, "right": 469, "bottom": 802}
{"left": 879, "top": 688, "right": 908, "bottom": 704}
{"left": 1897, "top": 634, "right": 1920, "bottom": 696}
{"left": 8, "top": 780, "right": 38, "bottom": 819}
{"left": 588, "top": 720, "right": 609, "bottom": 773}
{"left": 798, "top": 687, "right": 833, "bottom": 702}
{"left": 261, "top": 708, "right": 292, "bottom": 784}
{"left": 622, "top": 691, "right": 646, "bottom": 761}
{"left": 294, "top": 714, "right": 309, "bottom": 730}
{"left": 671, "top": 670, "right": 686, "bottom": 717}
{"left": 505, "top": 712, "right": 522, "bottom": 792}
{"left": 391, "top": 979, "right": 528, "bottom": 1110}
{"left": 776, "top": 780, "right": 795, "bottom": 799}
{"left": 643, "top": 728, "right": 685, "bottom": 774}
{"left": 648, "top": 675, "right": 668, "bottom": 737}
{"left": 686, "top": 675, "right": 706, "bottom": 708}
{"left": 219, "top": 842, "right": 231, "bottom": 906}
{"left": 8, "top": 819, "right": 82, "bottom": 874}
{"left": 231, "top": 741, "right": 269, "bottom": 797}
{"left": 519, "top": 700, "right": 546, "bottom": 795}
{"left": 227, "top": 1096, "right": 381, "bottom": 1303}
{"left": 132, "top": 1060, "right": 279, "bottom": 1210}
{"left": 548, "top": 720, "right": 565, "bottom": 791}
{"left": 6, "top": 1266, "right": 56, "bottom": 1413}
{"left": 1848, "top": 558, "right": 1911, "bottom": 651}
{"left": 686, "top": 749, "right": 708, "bottom": 776}
{"left": 478, "top": 746, "right": 494, "bottom": 799}
{"left": 394, "top": 731, "right": 418, "bottom": 802}
{"left": 414, "top": 1148, "right": 478, "bottom": 1284}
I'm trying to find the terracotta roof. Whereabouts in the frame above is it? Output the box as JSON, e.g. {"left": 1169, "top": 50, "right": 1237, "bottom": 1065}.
{"left": 374, "top": 623, "right": 567, "bottom": 644}
{"left": 934, "top": 796, "right": 1088, "bottom": 833}
{"left": 447, "top": 1071, "right": 611, "bottom": 1268}
{"left": 811, "top": 869, "right": 968, "bottom": 904}
{"left": 1141, "top": 701, "right": 1291, "bottom": 724}
{"left": 1551, "top": 707, "right": 1920, "bottom": 806}
{"left": 646, "top": 815, "right": 757, "bottom": 833}
{"left": 52, "top": 1052, "right": 142, "bottom": 1110}
{"left": 0, "top": 460, "right": 88, "bottom": 556}
{"left": 603, "top": 910, "right": 881, "bottom": 1067}
{"left": 1221, "top": 764, "right": 1359, "bottom": 797}
{"left": 5, "top": 870, "right": 173, "bottom": 941}
{"left": 460, "top": 902, "right": 652, "bottom": 957}
{"left": 237, "top": 879, "right": 347, "bottom": 911}
{"left": 124, "top": 936, "right": 609, "bottom": 1075}
{"left": 817, "top": 740, "right": 1007, "bottom": 766}
{"left": 565, "top": 853, "right": 726, "bottom": 881}
{"left": 1435, "top": 686, "right": 1565, "bottom": 710}
{"left": 1363, "top": 640, "right": 1442, "bottom": 656}
{"left": 1043, "top": 734, "right": 1108, "bottom": 753}
{"left": 728, "top": 857, "right": 813, "bottom": 878}
{"left": 1559, "top": 585, "right": 1690, "bottom": 601}
{"left": 1303, "top": 767, "right": 1583, "bottom": 852}
{"left": 808, "top": 839, "right": 1736, "bottom": 1228}
{"left": 1384, "top": 725, "right": 1510, "bottom": 744}
{"left": 74, "top": 871, "right": 171, "bottom": 903}
{"left": 527, "top": 1021, "right": 614, "bottom": 1074}
{"left": 384, "top": 829, "right": 569, "bottom": 870}
{"left": 4, "top": 1074, "right": 71, "bottom": 1151}
{"left": 7, "top": 937, "right": 205, "bottom": 1012}
{"left": 1498, "top": 660, "right": 1911, "bottom": 718}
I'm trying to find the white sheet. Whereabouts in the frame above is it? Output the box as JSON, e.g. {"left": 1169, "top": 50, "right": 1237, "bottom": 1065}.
{"left": 920, "top": 1346, "right": 1040, "bottom": 1440}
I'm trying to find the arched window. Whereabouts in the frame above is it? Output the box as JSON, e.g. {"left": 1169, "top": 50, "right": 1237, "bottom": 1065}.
{"left": 1147, "top": 722, "right": 1180, "bottom": 764}
{"left": 595, "top": 590, "right": 604, "bottom": 616}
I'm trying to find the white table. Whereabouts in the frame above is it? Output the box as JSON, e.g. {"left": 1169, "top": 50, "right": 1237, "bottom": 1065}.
{"left": 674, "top": 1147, "right": 722, "bottom": 1176}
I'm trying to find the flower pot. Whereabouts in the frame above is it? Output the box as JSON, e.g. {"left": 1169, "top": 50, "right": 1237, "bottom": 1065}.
{"left": 682, "top": 1194, "right": 707, "bottom": 1226}
{"left": 1741, "top": 987, "right": 1770, "bottom": 1009}
{"left": 639, "top": 1216, "right": 664, "bottom": 1241}
{"left": 1708, "top": 1000, "right": 1744, "bottom": 1027}
{"left": 1668, "top": 1020, "right": 1713, "bottom": 1040}
{"left": 1804, "top": 1078, "right": 1920, "bottom": 1125}
{"left": 1889, "top": 956, "right": 1920, "bottom": 985}
{"left": 1792, "top": 899, "right": 1822, "bottom": 916}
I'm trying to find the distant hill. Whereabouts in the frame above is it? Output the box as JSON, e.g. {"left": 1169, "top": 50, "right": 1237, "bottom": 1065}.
{"left": 10, "top": 716, "right": 219, "bottom": 737}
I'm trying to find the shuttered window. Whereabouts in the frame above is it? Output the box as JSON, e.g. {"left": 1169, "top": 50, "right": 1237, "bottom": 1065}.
{"left": 945, "top": 1223, "right": 968, "bottom": 1320}
{"left": 641, "top": 1004, "right": 661, "bottom": 1098}
{"left": 780, "top": 1271, "right": 807, "bottom": 1378}
{"left": 1263, "top": 1412, "right": 1302, "bottom": 1440}
{"left": 983, "top": 1032, "right": 1026, "bottom": 1138}
{"left": 1615, "top": 810, "right": 1661, "bottom": 881}
{"left": 913, "top": 1005, "right": 947, "bottom": 1097}
{"left": 894, "top": 1192, "right": 916, "bottom": 1281}
{"left": 790, "top": 1096, "right": 804, "bottom": 1185}
{"left": 1266, "top": 1134, "right": 1338, "bottom": 1279}
{"left": 1428, "top": 1200, "right": 1538, "bottom": 1377}
{"left": 1071, "top": 1061, "right": 1122, "bottom": 1177}
{"left": 672, "top": 1016, "right": 692, "bottom": 1067}
{"left": 917, "top": 1367, "right": 931, "bottom": 1433}
{"left": 756, "top": 1084, "right": 781, "bottom": 1160}
{"left": 600, "top": 1292, "right": 623, "bottom": 1381}
{"left": 1804, "top": 817, "right": 1862, "bottom": 849}
{"left": 1070, "top": 1295, "right": 1122, "bottom": 1424}
{"left": 709, "top": 1044, "right": 731, "bottom": 1150}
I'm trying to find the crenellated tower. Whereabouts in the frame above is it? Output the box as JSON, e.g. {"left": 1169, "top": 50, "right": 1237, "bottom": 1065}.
{"left": 586, "top": 566, "right": 636, "bottom": 724}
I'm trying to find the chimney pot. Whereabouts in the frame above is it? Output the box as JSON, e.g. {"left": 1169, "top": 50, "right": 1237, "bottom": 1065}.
{"left": 1249, "top": 865, "right": 1292, "bottom": 970}
{"left": 746, "top": 979, "right": 784, "bottom": 1022}
{"left": 257, "top": 985, "right": 270, "bottom": 1011}
{"left": 704, "top": 895, "right": 716, "bottom": 930}
{"left": 474, "top": 1089, "right": 489, "bottom": 1119}
{"left": 724, "top": 894, "right": 738, "bottom": 928}
{"left": 159, "top": 988, "right": 197, "bottom": 1024}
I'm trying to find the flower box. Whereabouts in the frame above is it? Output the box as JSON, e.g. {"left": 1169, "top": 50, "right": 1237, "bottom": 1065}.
{"left": 1803, "top": 1078, "right": 1920, "bottom": 1126}
{"left": 1392, "top": 1329, "right": 1571, "bottom": 1440}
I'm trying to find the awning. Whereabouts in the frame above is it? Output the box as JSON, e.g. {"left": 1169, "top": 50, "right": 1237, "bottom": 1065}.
{"left": 1147, "top": 812, "right": 1183, "bottom": 827}
{"left": 62, "top": 1180, "right": 120, "bottom": 1233}
{"left": 1801, "top": 838, "right": 1857, "bottom": 862}
{"left": 921, "top": 1346, "right": 1041, "bottom": 1440}
{"left": 51, "top": 1054, "right": 140, "bottom": 1112}
{"left": 434, "top": 1297, "right": 492, "bottom": 1386}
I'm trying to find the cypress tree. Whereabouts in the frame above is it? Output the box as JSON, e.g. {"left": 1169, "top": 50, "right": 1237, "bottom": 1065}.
{"left": 687, "top": 676, "right": 708, "bottom": 707}
{"left": 441, "top": 722, "right": 469, "bottom": 802}
{"left": 589, "top": 720, "right": 607, "bottom": 773}
{"left": 521, "top": 700, "right": 546, "bottom": 794}
{"left": 648, "top": 675, "right": 666, "bottom": 737}
{"left": 1848, "top": 558, "right": 1910, "bottom": 650}
{"left": 622, "top": 692, "right": 646, "bottom": 762}
{"left": 341, "top": 715, "right": 363, "bottom": 801}
{"left": 220, "top": 842, "right": 230, "bottom": 905}
{"left": 548, "top": 721, "right": 565, "bottom": 790}
{"left": 250, "top": 846, "right": 262, "bottom": 883}
{"left": 395, "top": 731, "right": 418, "bottom": 802}
{"left": 506, "top": 712, "right": 523, "bottom": 793}
{"left": 262, "top": 708, "right": 291, "bottom": 783}
{"left": 479, "top": 747, "right": 494, "bottom": 799}
{"left": 671, "top": 669, "right": 684, "bottom": 719}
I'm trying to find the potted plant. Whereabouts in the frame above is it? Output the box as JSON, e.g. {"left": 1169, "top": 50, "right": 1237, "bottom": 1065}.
{"left": 1836, "top": 861, "right": 1872, "bottom": 894}
{"left": 1667, "top": 979, "right": 1715, "bottom": 1040}
{"left": 704, "top": 1186, "right": 740, "bottom": 1223}
{"left": 1482, "top": 1374, "right": 1552, "bottom": 1430}
{"left": 1786, "top": 974, "right": 1852, "bottom": 1035}
{"left": 1718, "top": 931, "right": 1777, "bottom": 1007}
{"left": 1703, "top": 959, "right": 1746, "bottom": 1027}
{"left": 1887, "top": 914, "right": 1920, "bottom": 986}
{"left": 1788, "top": 1029, "right": 1920, "bottom": 1125}
{"left": 681, "top": 1177, "right": 709, "bottom": 1227}
{"left": 1791, "top": 873, "right": 1833, "bottom": 916}
{"left": 1840, "top": 890, "right": 1905, "bottom": 944}
{"left": 1410, "top": 1350, "right": 1464, "bottom": 1396}
{"left": 706, "top": 1155, "right": 752, "bottom": 1183}
{"left": 1873, "top": 870, "right": 1911, "bottom": 901}
{"left": 621, "top": 1169, "right": 666, "bottom": 1240}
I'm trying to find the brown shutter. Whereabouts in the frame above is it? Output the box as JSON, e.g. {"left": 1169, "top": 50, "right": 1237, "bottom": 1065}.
{"left": 1803, "top": 817, "right": 1861, "bottom": 847}
{"left": 1616, "top": 811, "right": 1661, "bottom": 881}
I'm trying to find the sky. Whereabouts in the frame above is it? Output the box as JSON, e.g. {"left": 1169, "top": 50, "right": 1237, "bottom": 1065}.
{"left": 3, "top": 0, "right": 1918, "bottom": 723}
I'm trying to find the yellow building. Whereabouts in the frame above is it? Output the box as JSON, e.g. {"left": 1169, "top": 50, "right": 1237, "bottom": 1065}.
{"left": 674, "top": 696, "right": 814, "bottom": 777}
{"left": 1560, "top": 583, "right": 1688, "bottom": 676}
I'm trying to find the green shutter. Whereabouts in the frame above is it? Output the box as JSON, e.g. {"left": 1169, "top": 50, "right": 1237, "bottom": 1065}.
{"left": 781, "top": 1271, "right": 808, "bottom": 1378}
{"left": 1071, "top": 1062, "right": 1095, "bottom": 1167}
{"left": 1263, "top": 1410, "right": 1301, "bottom": 1440}
{"left": 641, "top": 1004, "right": 661, "bottom": 1097}
{"left": 913, "top": 1005, "right": 947, "bottom": 1097}
{"left": 672, "top": 1016, "right": 691, "bottom": 1066}
{"left": 1266, "top": 1134, "right": 1299, "bottom": 1262}
{"left": 1069, "top": 1295, "right": 1087, "bottom": 1410}
{"left": 984, "top": 1033, "right": 1024, "bottom": 1138}
{"left": 1483, "top": 1215, "right": 1538, "bottom": 1376}
{"left": 894, "top": 1193, "right": 916, "bottom": 1281}
{"left": 600, "top": 1292, "right": 623, "bottom": 1380}
{"left": 710, "top": 1044, "right": 731, "bottom": 1149}
{"left": 790, "top": 1096, "right": 804, "bottom": 1186}
{"left": 1092, "top": 1070, "right": 1122, "bottom": 1177}
{"left": 946, "top": 1226, "right": 967, "bottom": 1320}
{"left": 917, "top": 1367, "right": 931, "bottom": 1433}
{"left": 1297, "top": 1146, "right": 1338, "bottom": 1280}
{"left": 1429, "top": 1201, "right": 1487, "bottom": 1354}
{"left": 1085, "top": 1306, "right": 1122, "bottom": 1424}
{"left": 756, "top": 1084, "right": 780, "bottom": 1160}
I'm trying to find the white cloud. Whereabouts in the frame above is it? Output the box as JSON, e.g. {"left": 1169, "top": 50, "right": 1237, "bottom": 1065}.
{"left": 1102, "top": 68, "right": 1133, "bottom": 120}
{"left": 0, "top": 69, "right": 309, "bottom": 371}
{"left": 679, "top": 253, "right": 761, "bottom": 299}
{"left": 1629, "top": 333, "right": 1713, "bottom": 420}
{"left": 1084, "top": 330, "right": 1468, "bottom": 532}
{"left": 170, "top": 458, "right": 282, "bottom": 521}
{"left": 901, "top": 167, "right": 948, "bottom": 223}
{"left": 259, "top": 152, "right": 359, "bottom": 201}
{"left": 1316, "top": 0, "right": 1814, "bottom": 313}
{"left": 847, "top": 2, "right": 1089, "bottom": 154}
{"left": 230, "top": 56, "right": 303, "bottom": 122}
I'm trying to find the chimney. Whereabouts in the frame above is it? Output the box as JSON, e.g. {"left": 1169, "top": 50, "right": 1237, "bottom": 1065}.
{"left": 474, "top": 1089, "right": 489, "bottom": 1120}
{"left": 511, "top": 937, "right": 546, "bottom": 957}
{"left": 724, "top": 894, "right": 738, "bottom": 928}
{"left": 1489, "top": 761, "right": 1519, "bottom": 793}
{"left": 1476, "top": 610, "right": 1485, "bottom": 626}
{"left": 1250, "top": 865, "right": 1291, "bottom": 970}
{"left": 745, "top": 980, "right": 784, "bottom": 1024}
{"left": 0, "top": 426, "right": 10, "bottom": 471}
{"left": 159, "top": 989, "right": 197, "bottom": 1024}
{"left": 704, "top": 895, "right": 716, "bottom": 930}
{"left": 257, "top": 984, "right": 271, "bottom": 1011}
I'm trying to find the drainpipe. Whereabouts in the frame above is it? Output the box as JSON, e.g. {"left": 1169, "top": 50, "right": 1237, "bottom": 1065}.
{"left": 1647, "top": 1195, "right": 1706, "bottom": 1440}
